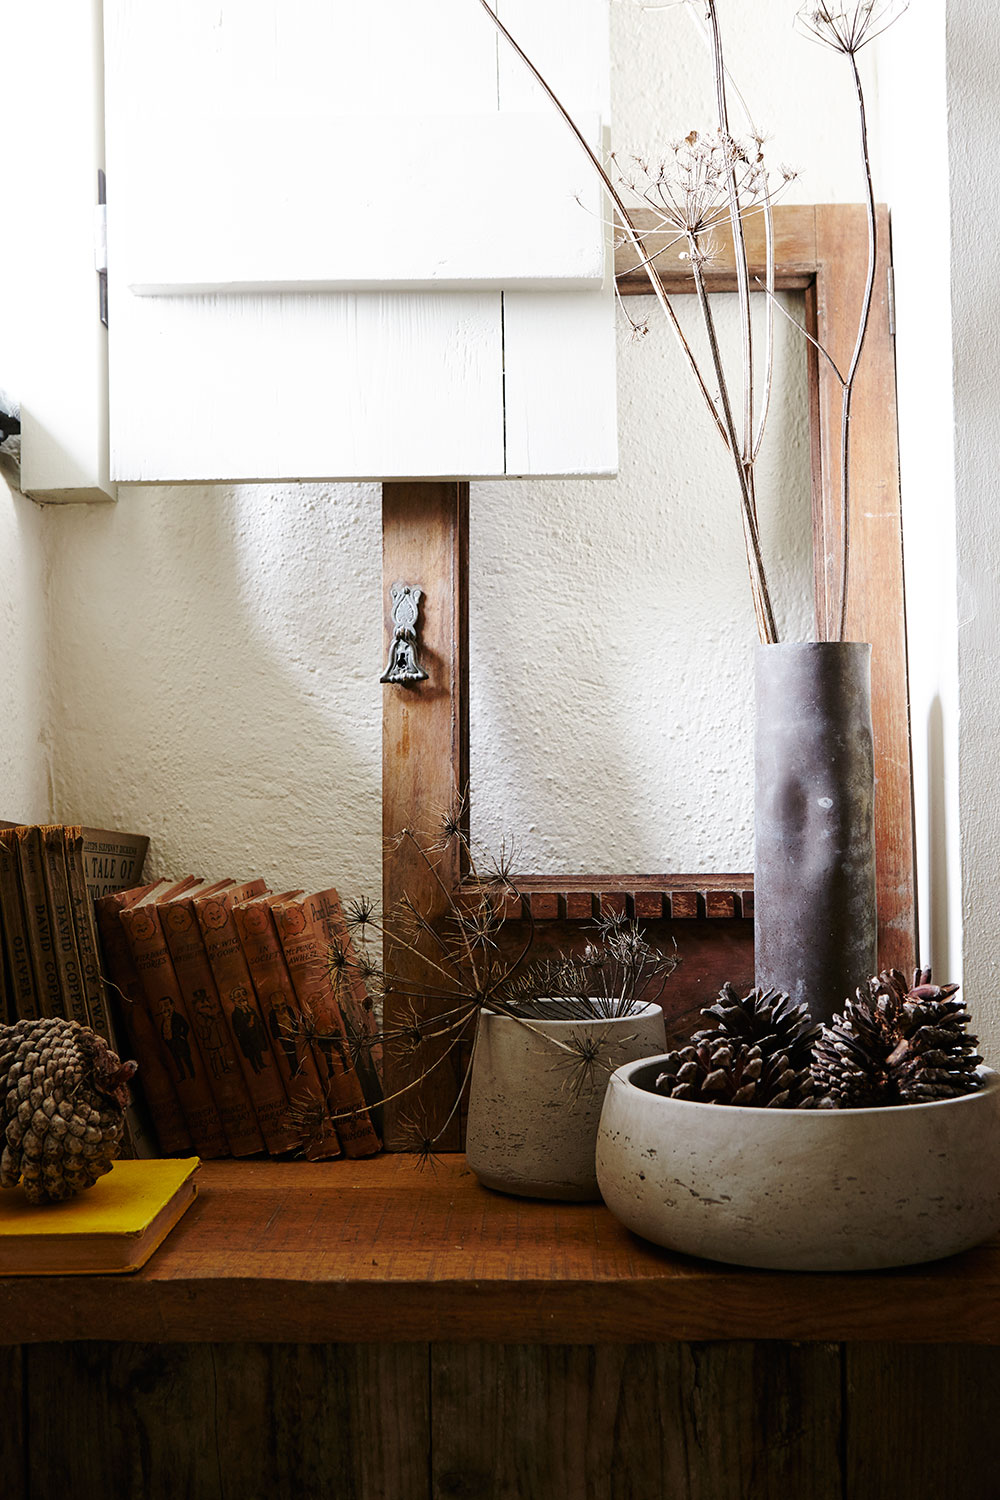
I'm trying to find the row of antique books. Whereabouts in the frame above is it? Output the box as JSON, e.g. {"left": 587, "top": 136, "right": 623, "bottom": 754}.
{"left": 0, "top": 821, "right": 153, "bottom": 1153}
{"left": 97, "top": 876, "right": 383, "bottom": 1161}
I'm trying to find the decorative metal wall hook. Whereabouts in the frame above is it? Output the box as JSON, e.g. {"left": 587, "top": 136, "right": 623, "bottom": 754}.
{"left": 381, "top": 582, "right": 429, "bottom": 686}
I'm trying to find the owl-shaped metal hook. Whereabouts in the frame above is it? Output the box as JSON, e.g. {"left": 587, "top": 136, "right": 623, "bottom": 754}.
{"left": 380, "top": 582, "right": 429, "bottom": 686}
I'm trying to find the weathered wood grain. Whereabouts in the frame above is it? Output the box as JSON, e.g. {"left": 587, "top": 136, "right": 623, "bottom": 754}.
{"left": 615, "top": 204, "right": 819, "bottom": 296}
{"left": 382, "top": 483, "right": 470, "bottom": 1151}
{"left": 431, "top": 1342, "right": 842, "bottom": 1500}
{"left": 25, "top": 1341, "right": 429, "bottom": 1500}
{"left": 0, "top": 1345, "right": 25, "bottom": 1500}
{"left": 491, "top": 915, "right": 754, "bottom": 1042}
{"left": 845, "top": 1343, "right": 1000, "bottom": 1500}
{"left": 811, "top": 205, "right": 915, "bottom": 974}
{"left": 2, "top": 1161, "right": 1000, "bottom": 1347}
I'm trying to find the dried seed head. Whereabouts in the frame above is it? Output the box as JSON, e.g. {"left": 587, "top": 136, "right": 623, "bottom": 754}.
{"left": 796, "top": 0, "right": 907, "bottom": 55}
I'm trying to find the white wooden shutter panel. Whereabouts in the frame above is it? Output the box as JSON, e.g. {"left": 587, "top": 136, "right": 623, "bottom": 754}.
{"left": 103, "top": 0, "right": 617, "bottom": 484}
{"left": 10, "top": 0, "right": 114, "bottom": 503}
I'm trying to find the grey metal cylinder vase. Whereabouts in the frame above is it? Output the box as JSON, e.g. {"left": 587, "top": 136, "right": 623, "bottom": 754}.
{"left": 754, "top": 642, "right": 877, "bottom": 1026}
{"left": 465, "top": 1001, "right": 666, "bottom": 1201}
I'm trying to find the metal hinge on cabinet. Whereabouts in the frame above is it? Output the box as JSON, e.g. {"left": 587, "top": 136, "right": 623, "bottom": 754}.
{"left": 95, "top": 170, "right": 108, "bottom": 328}
{"left": 887, "top": 265, "right": 895, "bottom": 338}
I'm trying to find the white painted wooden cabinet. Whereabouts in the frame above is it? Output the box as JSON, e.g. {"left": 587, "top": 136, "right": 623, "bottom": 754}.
{"left": 18, "top": 0, "right": 616, "bottom": 498}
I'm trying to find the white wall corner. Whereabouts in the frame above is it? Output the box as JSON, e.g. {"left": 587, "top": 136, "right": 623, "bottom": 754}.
{"left": 945, "top": 0, "right": 1000, "bottom": 1059}
{"left": 875, "top": 0, "right": 963, "bottom": 999}
{"left": 0, "top": 473, "right": 56, "bottom": 820}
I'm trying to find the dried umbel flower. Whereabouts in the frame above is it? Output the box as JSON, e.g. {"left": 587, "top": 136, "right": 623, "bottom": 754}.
{"left": 290, "top": 800, "right": 678, "bottom": 1158}
{"left": 614, "top": 130, "right": 792, "bottom": 247}
{"left": 796, "top": 0, "right": 908, "bottom": 55}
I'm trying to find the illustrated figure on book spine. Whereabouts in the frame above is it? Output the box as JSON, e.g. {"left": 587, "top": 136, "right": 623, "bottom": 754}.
{"left": 230, "top": 988, "right": 268, "bottom": 1074}
{"left": 0, "top": 1017, "right": 137, "bottom": 1204}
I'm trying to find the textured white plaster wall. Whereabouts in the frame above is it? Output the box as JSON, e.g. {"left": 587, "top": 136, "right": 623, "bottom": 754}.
{"left": 41, "top": 0, "right": 871, "bottom": 895}
{"left": 47, "top": 485, "right": 382, "bottom": 895}
{"left": 0, "top": 471, "right": 52, "bottom": 822}
{"left": 876, "top": 2, "right": 962, "bottom": 987}
{"left": 944, "top": 0, "right": 1000, "bottom": 1060}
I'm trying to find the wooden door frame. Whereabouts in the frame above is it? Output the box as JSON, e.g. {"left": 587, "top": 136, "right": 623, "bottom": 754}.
{"left": 381, "top": 202, "right": 915, "bottom": 1147}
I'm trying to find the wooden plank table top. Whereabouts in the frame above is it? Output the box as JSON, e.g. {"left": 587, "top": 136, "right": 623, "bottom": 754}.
{"left": 1, "top": 1156, "right": 998, "bottom": 1346}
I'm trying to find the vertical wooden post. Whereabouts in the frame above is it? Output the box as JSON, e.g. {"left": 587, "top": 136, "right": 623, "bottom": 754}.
{"left": 810, "top": 205, "right": 916, "bottom": 973}
{"left": 381, "top": 482, "right": 469, "bottom": 1151}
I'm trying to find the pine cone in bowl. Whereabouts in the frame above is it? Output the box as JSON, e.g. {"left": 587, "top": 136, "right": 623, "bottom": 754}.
{"left": 812, "top": 968, "right": 983, "bottom": 1108}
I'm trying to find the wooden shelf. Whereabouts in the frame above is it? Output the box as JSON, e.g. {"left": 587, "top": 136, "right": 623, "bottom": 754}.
{"left": 3, "top": 1157, "right": 1000, "bottom": 1346}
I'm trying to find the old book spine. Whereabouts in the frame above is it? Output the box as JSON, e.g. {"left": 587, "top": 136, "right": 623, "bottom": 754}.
{"left": 160, "top": 897, "right": 265, "bottom": 1157}
{"left": 194, "top": 888, "right": 299, "bottom": 1156}
{"left": 40, "top": 826, "right": 89, "bottom": 1026}
{"left": 64, "top": 829, "right": 118, "bottom": 1043}
{"left": 119, "top": 903, "right": 229, "bottom": 1158}
{"left": 15, "top": 826, "right": 64, "bottom": 1018}
{"left": 311, "top": 888, "right": 383, "bottom": 1110}
{"left": 274, "top": 893, "right": 381, "bottom": 1157}
{"left": 232, "top": 898, "right": 341, "bottom": 1160}
{"left": 0, "top": 940, "right": 10, "bottom": 1027}
{"left": 93, "top": 890, "right": 193, "bottom": 1156}
{"left": 81, "top": 829, "right": 149, "bottom": 900}
{"left": 0, "top": 832, "right": 40, "bottom": 1021}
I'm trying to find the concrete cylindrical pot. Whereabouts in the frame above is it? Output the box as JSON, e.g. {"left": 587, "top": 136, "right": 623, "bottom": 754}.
{"left": 466, "top": 1001, "right": 666, "bottom": 1201}
{"left": 596, "top": 1057, "right": 1000, "bottom": 1271}
{"left": 755, "top": 641, "right": 877, "bottom": 1026}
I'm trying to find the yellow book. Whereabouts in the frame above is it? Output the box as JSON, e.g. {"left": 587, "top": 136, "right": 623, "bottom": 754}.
{"left": 0, "top": 1157, "right": 200, "bottom": 1275}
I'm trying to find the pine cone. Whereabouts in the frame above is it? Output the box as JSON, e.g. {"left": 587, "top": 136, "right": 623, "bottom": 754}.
{"left": 812, "top": 968, "right": 982, "bottom": 1109}
{"left": 655, "top": 1025, "right": 815, "bottom": 1110}
{"left": 696, "top": 983, "right": 821, "bottom": 1078}
{"left": 0, "top": 1018, "right": 137, "bottom": 1204}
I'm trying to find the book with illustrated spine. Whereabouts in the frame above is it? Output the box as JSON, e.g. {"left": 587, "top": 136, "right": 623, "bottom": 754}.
{"left": 94, "top": 881, "right": 194, "bottom": 1157}
{"left": 119, "top": 880, "right": 230, "bottom": 1159}
{"left": 194, "top": 886, "right": 299, "bottom": 1156}
{"left": 160, "top": 881, "right": 266, "bottom": 1157}
{"left": 273, "top": 890, "right": 381, "bottom": 1157}
{"left": 233, "top": 893, "right": 342, "bottom": 1160}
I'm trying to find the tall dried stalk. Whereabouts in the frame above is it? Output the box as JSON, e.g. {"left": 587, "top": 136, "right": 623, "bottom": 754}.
{"left": 477, "top": 0, "right": 779, "bottom": 644}
{"left": 478, "top": 0, "right": 905, "bottom": 645}
{"left": 795, "top": 2, "right": 905, "bottom": 638}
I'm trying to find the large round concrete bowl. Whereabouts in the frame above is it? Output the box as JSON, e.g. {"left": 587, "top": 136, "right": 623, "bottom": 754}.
{"left": 596, "top": 1059, "right": 1000, "bottom": 1270}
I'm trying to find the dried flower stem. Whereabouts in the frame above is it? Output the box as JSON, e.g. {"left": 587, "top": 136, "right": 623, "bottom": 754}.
{"left": 477, "top": 0, "right": 782, "bottom": 641}
{"left": 689, "top": 238, "right": 777, "bottom": 642}
{"left": 475, "top": 0, "right": 727, "bottom": 448}
{"left": 705, "top": 2, "right": 754, "bottom": 467}
{"left": 834, "top": 49, "right": 878, "bottom": 641}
